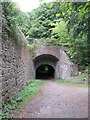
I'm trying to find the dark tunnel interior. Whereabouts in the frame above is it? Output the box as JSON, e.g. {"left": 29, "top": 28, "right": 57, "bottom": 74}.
{"left": 36, "top": 64, "right": 55, "bottom": 80}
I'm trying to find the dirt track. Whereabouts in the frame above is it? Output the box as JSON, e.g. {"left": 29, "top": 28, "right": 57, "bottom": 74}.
{"left": 19, "top": 80, "right": 88, "bottom": 118}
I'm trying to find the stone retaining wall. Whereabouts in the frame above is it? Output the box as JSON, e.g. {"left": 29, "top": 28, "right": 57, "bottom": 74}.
{"left": 1, "top": 30, "right": 33, "bottom": 103}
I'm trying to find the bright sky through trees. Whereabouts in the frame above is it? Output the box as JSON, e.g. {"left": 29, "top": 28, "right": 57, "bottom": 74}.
{"left": 12, "top": 0, "right": 53, "bottom": 12}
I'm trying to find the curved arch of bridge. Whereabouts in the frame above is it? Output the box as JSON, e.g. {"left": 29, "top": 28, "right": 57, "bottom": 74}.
{"left": 36, "top": 64, "right": 55, "bottom": 79}
{"left": 33, "top": 54, "right": 59, "bottom": 80}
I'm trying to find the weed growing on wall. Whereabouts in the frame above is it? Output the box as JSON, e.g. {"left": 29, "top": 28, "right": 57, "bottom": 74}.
{"left": 28, "top": 43, "right": 37, "bottom": 58}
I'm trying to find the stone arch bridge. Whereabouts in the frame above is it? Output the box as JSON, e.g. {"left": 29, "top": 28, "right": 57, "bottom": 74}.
{"left": 33, "top": 46, "right": 78, "bottom": 80}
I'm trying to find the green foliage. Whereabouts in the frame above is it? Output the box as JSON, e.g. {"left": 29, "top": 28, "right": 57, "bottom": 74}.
{"left": 51, "top": 19, "right": 70, "bottom": 46}
{"left": 26, "top": 2, "right": 89, "bottom": 67}
{"left": 1, "top": 1, "right": 28, "bottom": 28}
{"left": 2, "top": 79, "right": 46, "bottom": 118}
{"left": 28, "top": 43, "right": 37, "bottom": 58}
{"left": 82, "top": 75, "right": 88, "bottom": 81}
{"left": 27, "top": 2, "right": 62, "bottom": 39}
{"left": 56, "top": 78, "right": 88, "bottom": 87}
{"left": 72, "top": 72, "right": 88, "bottom": 81}
{"left": 45, "top": 38, "right": 59, "bottom": 46}
{"left": 1, "top": 1, "right": 29, "bottom": 47}
{"left": 51, "top": 2, "right": 89, "bottom": 66}
{"left": 71, "top": 73, "right": 78, "bottom": 77}
{"left": 85, "top": 66, "right": 89, "bottom": 74}
{"left": 60, "top": 2, "right": 89, "bottom": 38}
{"left": 12, "top": 26, "right": 27, "bottom": 47}
{"left": 67, "top": 33, "right": 88, "bottom": 64}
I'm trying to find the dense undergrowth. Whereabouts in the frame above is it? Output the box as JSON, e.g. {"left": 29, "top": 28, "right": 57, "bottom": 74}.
{"left": 1, "top": 79, "right": 46, "bottom": 119}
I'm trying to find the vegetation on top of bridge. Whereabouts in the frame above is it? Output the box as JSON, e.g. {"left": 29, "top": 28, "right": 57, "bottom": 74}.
{"left": 1, "top": 1, "right": 89, "bottom": 71}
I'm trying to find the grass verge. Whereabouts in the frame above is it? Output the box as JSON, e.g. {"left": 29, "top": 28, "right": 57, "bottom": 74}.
{"left": 56, "top": 78, "right": 88, "bottom": 87}
{"left": 1, "top": 79, "right": 46, "bottom": 119}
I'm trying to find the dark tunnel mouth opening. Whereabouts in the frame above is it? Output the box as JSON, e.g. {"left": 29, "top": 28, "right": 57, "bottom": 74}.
{"left": 36, "top": 64, "right": 55, "bottom": 80}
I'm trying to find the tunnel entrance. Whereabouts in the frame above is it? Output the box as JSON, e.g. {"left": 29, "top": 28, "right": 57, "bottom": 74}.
{"left": 36, "top": 64, "right": 55, "bottom": 79}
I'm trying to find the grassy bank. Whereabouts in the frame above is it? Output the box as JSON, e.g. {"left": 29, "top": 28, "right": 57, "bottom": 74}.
{"left": 1, "top": 79, "right": 46, "bottom": 119}
{"left": 56, "top": 78, "right": 88, "bottom": 87}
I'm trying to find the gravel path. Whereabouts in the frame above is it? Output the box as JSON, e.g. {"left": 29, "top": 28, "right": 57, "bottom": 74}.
{"left": 19, "top": 80, "right": 88, "bottom": 118}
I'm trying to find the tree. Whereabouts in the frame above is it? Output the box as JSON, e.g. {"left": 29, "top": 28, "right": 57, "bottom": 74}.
{"left": 1, "top": 0, "right": 30, "bottom": 46}
{"left": 1, "top": 0, "right": 30, "bottom": 33}
{"left": 51, "top": 2, "right": 89, "bottom": 66}
{"left": 27, "top": 2, "right": 62, "bottom": 39}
